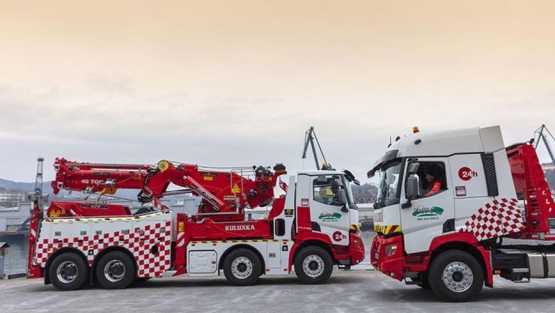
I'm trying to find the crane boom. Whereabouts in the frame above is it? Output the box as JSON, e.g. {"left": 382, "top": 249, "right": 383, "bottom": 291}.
{"left": 51, "top": 157, "right": 287, "bottom": 221}
{"left": 302, "top": 127, "right": 332, "bottom": 170}
{"left": 27, "top": 157, "right": 48, "bottom": 278}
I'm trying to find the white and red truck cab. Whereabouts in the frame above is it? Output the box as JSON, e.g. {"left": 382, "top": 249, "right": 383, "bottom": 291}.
{"left": 369, "top": 125, "right": 555, "bottom": 302}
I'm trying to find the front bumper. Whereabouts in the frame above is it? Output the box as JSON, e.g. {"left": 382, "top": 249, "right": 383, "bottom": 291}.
{"left": 349, "top": 231, "right": 366, "bottom": 265}
{"left": 370, "top": 234, "right": 405, "bottom": 281}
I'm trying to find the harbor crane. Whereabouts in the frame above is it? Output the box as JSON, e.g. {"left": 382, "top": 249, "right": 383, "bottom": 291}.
{"left": 302, "top": 127, "right": 333, "bottom": 170}
{"left": 533, "top": 124, "right": 555, "bottom": 166}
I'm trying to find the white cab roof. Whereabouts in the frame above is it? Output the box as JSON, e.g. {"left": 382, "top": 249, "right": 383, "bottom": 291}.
{"left": 391, "top": 125, "right": 505, "bottom": 158}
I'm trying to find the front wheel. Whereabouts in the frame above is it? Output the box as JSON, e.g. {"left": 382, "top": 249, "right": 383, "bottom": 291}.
{"left": 294, "top": 246, "right": 333, "bottom": 284}
{"left": 95, "top": 251, "right": 136, "bottom": 289}
{"left": 410, "top": 273, "right": 431, "bottom": 290}
{"left": 428, "top": 250, "right": 484, "bottom": 302}
{"left": 49, "top": 252, "right": 89, "bottom": 291}
{"left": 223, "top": 248, "right": 262, "bottom": 286}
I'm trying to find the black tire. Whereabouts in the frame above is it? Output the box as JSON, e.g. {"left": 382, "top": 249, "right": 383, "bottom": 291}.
{"left": 428, "top": 250, "right": 484, "bottom": 302}
{"left": 95, "top": 251, "right": 136, "bottom": 289}
{"left": 416, "top": 281, "right": 431, "bottom": 290}
{"left": 411, "top": 274, "right": 431, "bottom": 290}
{"left": 294, "top": 246, "right": 333, "bottom": 284}
{"left": 135, "top": 277, "right": 151, "bottom": 284}
{"left": 49, "top": 252, "right": 89, "bottom": 291}
{"left": 223, "top": 248, "right": 262, "bottom": 286}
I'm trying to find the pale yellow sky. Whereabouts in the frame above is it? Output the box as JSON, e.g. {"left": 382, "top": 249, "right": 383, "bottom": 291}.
{"left": 0, "top": 0, "right": 554, "bottom": 182}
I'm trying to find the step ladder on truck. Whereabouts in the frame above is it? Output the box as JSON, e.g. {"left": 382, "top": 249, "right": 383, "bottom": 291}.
{"left": 369, "top": 125, "right": 555, "bottom": 302}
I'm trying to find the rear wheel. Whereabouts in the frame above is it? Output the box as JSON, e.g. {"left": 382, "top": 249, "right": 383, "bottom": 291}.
{"left": 428, "top": 250, "right": 483, "bottom": 302}
{"left": 294, "top": 246, "right": 333, "bottom": 284}
{"left": 223, "top": 248, "right": 261, "bottom": 286}
{"left": 96, "top": 251, "right": 136, "bottom": 289}
{"left": 49, "top": 252, "right": 89, "bottom": 291}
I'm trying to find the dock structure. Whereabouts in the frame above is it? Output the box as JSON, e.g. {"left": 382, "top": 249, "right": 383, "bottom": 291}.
{"left": 0, "top": 203, "right": 30, "bottom": 237}
{"left": 357, "top": 203, "right": 374, "bottom": 231}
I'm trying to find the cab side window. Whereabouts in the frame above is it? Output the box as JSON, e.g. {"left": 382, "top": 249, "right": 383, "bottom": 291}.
{"left": 416, "top": 162, "right": 447, "bottom": 197}
{"left": 313, "top": 177, "right": 339, "bottom": 205}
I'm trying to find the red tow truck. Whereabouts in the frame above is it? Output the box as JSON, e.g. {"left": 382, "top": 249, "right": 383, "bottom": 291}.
{"left": 28, "top": 158, "right": 364, "bottom": 290}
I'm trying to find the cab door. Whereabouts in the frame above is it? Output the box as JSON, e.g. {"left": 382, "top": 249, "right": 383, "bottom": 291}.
{"left": 308, "top": 174, "right": 350, "bottom": 246}
{"left": 400, "top": 158, "right": 455, "bottom": 254}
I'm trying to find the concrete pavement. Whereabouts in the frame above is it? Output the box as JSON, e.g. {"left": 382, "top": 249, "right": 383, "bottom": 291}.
{"left": 2, "top": 269, "right": 555, "bottom": 313}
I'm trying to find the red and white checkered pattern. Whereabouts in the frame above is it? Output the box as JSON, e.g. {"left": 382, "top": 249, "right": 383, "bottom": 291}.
{"left": 35, "top": 217, "right": 172, "bottom": 278}
{"left": 459, "top": 198, "right": 525, "bottom": 241}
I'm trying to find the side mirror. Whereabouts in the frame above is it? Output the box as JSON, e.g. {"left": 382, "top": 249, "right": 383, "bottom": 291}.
{"left": 406, "top": 175, "right": 420, "bottom": 198}
{"left": 402, "top": 174, "right": 421, "bottom": 209}
{"left": 407, "top": 162, "right": 420, "bottom": 175}
{"left": 337, "top": 189, "right": 348, "bottom": 212}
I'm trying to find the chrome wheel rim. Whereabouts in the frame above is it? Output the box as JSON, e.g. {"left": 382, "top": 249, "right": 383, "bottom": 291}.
{"left": 441, "top": 261, "right": 473, "bottom": 292}
{"left": 231, "top": 256, "right": 253, "bottom": 279}
{"left": 302, "top": 255, "right": 325, "bottom": 278}
{"left": 56, "top": 260, "right": 78, "bottom": 284}
{"left": 104, "top": 260, "right": 126, "bottom": 283}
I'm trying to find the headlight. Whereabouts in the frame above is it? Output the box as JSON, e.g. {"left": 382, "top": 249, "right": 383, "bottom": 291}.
{"left": 384, "top": 243, "right": 399, "bottom": 257}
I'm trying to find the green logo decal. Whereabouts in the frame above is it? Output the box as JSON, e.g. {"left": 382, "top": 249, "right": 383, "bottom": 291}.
{"left": 412, "top": 206, "right": 444, "bottom": 221}
{"left": 318, "top": 212, "right": 342, "bottom": 222}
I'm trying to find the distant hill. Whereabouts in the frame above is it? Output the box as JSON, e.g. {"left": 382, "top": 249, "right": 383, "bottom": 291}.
{"left": 0, "top": 178, "right": 53, "bottom": 194}
{"left": 352, "top": 183, "right": 378, "bottom": 204}
{"left": 0, "top": 178, "right": 139, "bottom": 201}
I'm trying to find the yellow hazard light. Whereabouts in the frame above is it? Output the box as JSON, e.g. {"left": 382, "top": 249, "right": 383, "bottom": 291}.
{"left": 413, "top": 126, "right": 420, "bottom": 133}
{"left": 158, "top": 160, "right": 170, "bottom": 171}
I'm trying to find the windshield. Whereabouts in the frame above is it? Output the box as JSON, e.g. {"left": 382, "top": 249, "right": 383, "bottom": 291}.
{"left": 343, "top": 176, "right": 357, "bottom": 209}
{"left": 375, "top": 159, "right": 402, "bottom": 209}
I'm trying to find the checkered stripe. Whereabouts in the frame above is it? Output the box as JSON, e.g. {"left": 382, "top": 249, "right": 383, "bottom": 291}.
{"left": 35, "top": 220, "right": 172, "bottom": 278}
{"left": 459, "top": 198, "right": 525, "bottom": 241}
{"left": 191, "top": 239, "right": 288, "bottom": 244}
{"left": 133, "top": 221, "right": 172, "bottom": 277}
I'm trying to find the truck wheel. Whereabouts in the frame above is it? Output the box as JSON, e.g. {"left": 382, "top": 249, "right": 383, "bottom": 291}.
{"left": 96, "top": 251, "right": 136, "bottom": 289}
{"left": 428, "top": 250, "right": 483, "bottom": 302}
{"left": 49, "top": 252, "right": 89, "bottom": 291}
{"left": 294, "top": 246, "right": 333, "bottom": 284}
{"left": 223, "top": 248, "right": 261, "bottom": 286}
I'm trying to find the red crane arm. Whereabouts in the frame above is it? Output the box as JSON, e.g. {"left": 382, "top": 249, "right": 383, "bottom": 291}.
{"left": 138, "top": 161, "right": 287, "bottom": 216}
{"left": 51, "top": 157, "right": 287, "bottom": 221}
{"left": 52, "top": 157, "right": 151, "bottom": 195}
